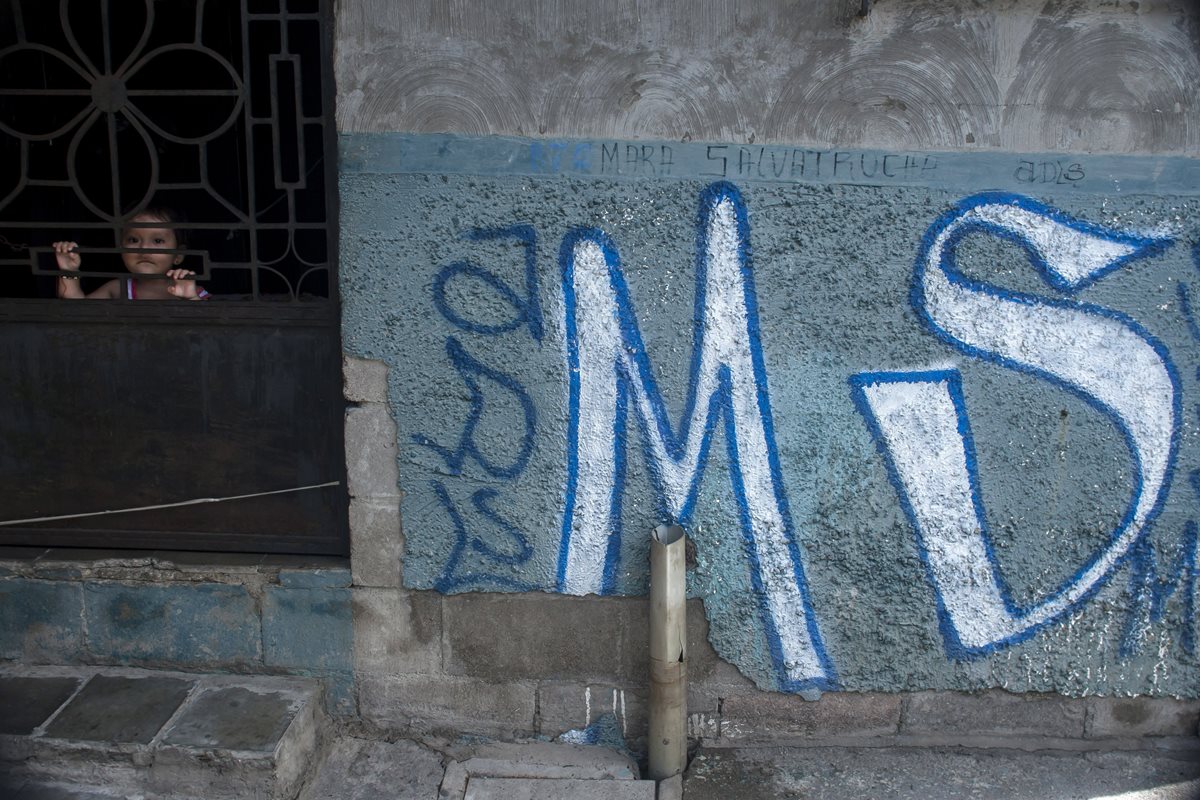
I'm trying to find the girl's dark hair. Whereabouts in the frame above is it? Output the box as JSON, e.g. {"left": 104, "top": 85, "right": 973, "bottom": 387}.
{"left": 126, "top": 206, "right": 188, "bottom": 247}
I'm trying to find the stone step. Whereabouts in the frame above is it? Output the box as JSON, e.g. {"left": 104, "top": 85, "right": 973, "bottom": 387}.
{"left": 0, "top": 666, "right": 326, "bottom": 800}
{"left": 436, "top": 740, "right": 643, "bottom": 800}
{"left": 464, "top": 777, "right": 657, "bottom": 800}
{"left": 429, "top": 740, "right": 657, "bottom": 800}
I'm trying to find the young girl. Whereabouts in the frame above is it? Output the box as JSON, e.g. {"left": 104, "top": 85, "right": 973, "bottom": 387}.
{"left": 54, "top": 207, "right": 209, "bottom": 300}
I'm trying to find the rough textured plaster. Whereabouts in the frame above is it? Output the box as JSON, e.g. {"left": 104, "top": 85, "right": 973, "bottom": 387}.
{"left": 339, "top": 141, "right": 1200, "bottom": 697}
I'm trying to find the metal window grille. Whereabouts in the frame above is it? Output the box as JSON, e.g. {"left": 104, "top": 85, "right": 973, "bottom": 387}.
{"left": 0, "top": 0, "right": 338, "bottom": 304}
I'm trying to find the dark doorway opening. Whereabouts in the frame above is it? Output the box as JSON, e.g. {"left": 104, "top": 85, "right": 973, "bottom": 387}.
{"left": 0, "top": 0, "right": 347, "bottom": 555}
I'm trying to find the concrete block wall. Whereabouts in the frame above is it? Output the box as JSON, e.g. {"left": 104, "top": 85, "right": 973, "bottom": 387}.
{"left": 0, "top": 552, "right": 354, "bottom": 715}
{"left": 346, "top": 355, "right": 639, "bottom": 738}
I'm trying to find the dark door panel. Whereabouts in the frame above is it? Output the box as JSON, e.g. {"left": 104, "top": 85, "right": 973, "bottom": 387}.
{"left": 0, "top": 311, "right": 346, "bottom": 554}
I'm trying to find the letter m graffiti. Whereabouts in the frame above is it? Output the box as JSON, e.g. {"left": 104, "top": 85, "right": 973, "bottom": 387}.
{"left": 556, "top": 181, "right": 836, "bottom": 691}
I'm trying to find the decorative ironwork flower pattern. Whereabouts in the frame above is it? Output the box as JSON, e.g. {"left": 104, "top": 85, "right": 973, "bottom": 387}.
{"left": 0, "top": 0, "right": 242, "bottom": 220}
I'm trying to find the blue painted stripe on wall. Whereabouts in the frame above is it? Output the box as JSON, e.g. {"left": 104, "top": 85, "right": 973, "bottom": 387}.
{"left": 339, "top": 132, "right": 1200, "bottom": 195}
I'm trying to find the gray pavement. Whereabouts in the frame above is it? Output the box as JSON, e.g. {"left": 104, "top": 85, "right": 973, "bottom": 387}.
{"left": 681, "top": 746, "right": 1200, "bottom": 800}
{"left": 292, "top": 736, "right": 1200, "bottom": 800}
{"left": 7, "top": 734, "right": 1200, "bottom": 799}
{"left": 299, "top": 736, "right": 445, "bottom": 800}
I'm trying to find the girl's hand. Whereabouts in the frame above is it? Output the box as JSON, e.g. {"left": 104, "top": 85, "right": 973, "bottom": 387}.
{"left": 52, "top": 241, "right": 81, "bottom": 271}
{"left": 166, "top": 268, "right": 205, "bottom": 300}
{"left": 53, "top": 241, "right": 84, "bottom": 298}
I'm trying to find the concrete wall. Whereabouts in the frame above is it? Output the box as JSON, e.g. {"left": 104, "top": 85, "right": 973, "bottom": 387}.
{"left": 335, "top": 0, "right": 1200, "bottom": 708}
{"left": 336, "top": 0, "right": 1200, "bottom": 736}
{"left": 3, "top": 0, "right": 1196, "bottom": 751}
{"left": 335, "top": 0, "right": 1199, "bottom": 154}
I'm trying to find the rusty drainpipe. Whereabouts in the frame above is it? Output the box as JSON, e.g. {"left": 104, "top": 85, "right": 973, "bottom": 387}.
{"left": 648, "top": 523, "right": 687, "bottom": 780}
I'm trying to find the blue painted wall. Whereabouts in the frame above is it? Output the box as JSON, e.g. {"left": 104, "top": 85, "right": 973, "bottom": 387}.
{"left": 340, "top": 134, "right": 1199, "bottom": 697}
{"left": 0, "top": 566, "right": 354, "bottom": 714}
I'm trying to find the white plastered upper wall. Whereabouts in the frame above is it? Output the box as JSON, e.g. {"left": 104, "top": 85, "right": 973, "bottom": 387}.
{"left": 332, "top": 0, "right": 1200, "bottom": 156}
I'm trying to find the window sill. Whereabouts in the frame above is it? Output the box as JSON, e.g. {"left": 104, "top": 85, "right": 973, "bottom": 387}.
{"left": 0, "top": 546, "right": 350, "bottom": 585}
{"left": 0, "top": 298, "right": 338, "bottom": 326}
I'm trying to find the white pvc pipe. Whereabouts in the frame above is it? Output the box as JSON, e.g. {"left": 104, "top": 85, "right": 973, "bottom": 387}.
{"left": 648, "top": 523, "right": 687, "bottom": 780}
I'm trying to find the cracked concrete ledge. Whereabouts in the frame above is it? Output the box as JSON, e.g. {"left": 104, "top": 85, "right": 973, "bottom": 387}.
{"left": 0, "top": 549, "right": 349, "bottom": 587}
{"left": 296, "top": 723, "right": 654, "bottom": 800}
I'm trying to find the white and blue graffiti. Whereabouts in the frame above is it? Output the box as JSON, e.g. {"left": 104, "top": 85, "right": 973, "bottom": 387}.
{"left": 417, "top": 183, "right": 1194, "bottom": 692}
{"left": 852, "top": 193, "right": 1181, "bottom": 657}
{"left": 557, "top": 183, "right": 836, "bottom": 691}
{"left": 417, "top": 224, "right": 544, "bottom": 592}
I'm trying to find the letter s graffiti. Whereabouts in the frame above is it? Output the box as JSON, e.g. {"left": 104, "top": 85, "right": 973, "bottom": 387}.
{"left": 852, "top": 193, "right": 1180, "bottom": 657}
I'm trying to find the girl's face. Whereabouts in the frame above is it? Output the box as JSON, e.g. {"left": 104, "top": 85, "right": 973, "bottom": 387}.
{"left": 121, "top": 214, "right": 181, "bottom": 275}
